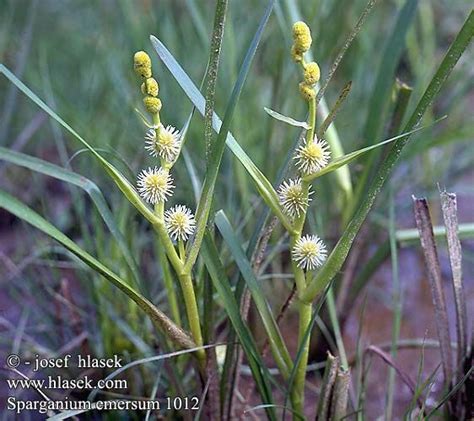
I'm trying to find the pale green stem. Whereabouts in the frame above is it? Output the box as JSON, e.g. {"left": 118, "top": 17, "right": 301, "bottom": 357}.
{"left": 289, "top": 76, "right": 316, "bottom": 415}
{"left": 178, "top": 239, "right": 186, "bottom": 261}
{"left": 153, "top": 206, "right": 206, "bottom": 367}
{"left": 178, "top": 273, "right": 206, "bottom": 366}
{"left": 291, "top": 300, "right": 312, "bottom": 417}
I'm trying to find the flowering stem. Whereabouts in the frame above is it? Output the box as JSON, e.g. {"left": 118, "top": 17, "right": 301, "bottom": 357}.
{"left": 289, "top": 90, "right": 317, "bottom": 415}
{"left": 291, "top": 300, "right": 312, "bottom": 416}
{"left": 178, "top": 272, "right": 206, "bottom": 366}
{"left": 178, "top": 239, "right": 186, "bottom": 260}
{"left": 152, "top": 205, "right": 206, "bottom": 368}
{"left": 307, "top": 97, "right": 316, "bottom": 143}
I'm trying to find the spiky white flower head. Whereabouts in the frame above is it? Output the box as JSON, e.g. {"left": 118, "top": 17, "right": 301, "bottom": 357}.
{"left": 292, "top": 234, "right": 327, "bottom": 270}
{"left": 164, "top": 205, "right": 196, "bottom": 241}
{"left": 137, "top": 167, "right": 174, "bottom": 204}
{"left": 295, "top": 137, "right": 331, "bottom": 175}
{"left": 278, "top": 178, "right": 312, "bottom": 218}
{"left": 145, "top": 125, "right": 181, "bottom": 162}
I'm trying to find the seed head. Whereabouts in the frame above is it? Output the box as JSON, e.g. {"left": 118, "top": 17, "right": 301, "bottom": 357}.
{"left": 292, "top": 234, "right": 327, "bottom": 270}
{"left": 292, "top": 21, "right": 312, "bottom": 53}
{"left": 165, "top": 205, "right": 196, "bottom": 241}
{"left": 145, "top": 125, "right": 181, "bottom": 162}
{"left": 141, "top": 77, "right": 159, "bottom": 97}
{"left": 295, "top": 137, "right": 331, "bottom": 175}
{"left": 134, "top": 51, "right": 152, "bottom": 78}
{"left": 143, "top": 96, "right": 162, "bottom": 114}
{"left": 278, "top": 178, "right": 312, "bottom": 218}
{"left": 304, "top": 62, "right": 320, "bottom": 85}
{"left": 137, "top": 167, "right": 174, "bottom": 204}
{"left": 299, "top": 82, "right": 315, "bottom": 101}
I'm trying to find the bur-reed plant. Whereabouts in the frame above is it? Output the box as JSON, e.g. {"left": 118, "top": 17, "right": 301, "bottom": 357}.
{"left": 0, "top": 0, "right": 473, "bottom": 419}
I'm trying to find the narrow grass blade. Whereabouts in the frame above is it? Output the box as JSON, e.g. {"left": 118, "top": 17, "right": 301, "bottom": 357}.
{"left": 201, "top": 232, "right": 277, "bottom": 420}
{"left": 0, "top": 146, "right": 142, "bottom": 289}
{"left": 317, "top": 81, "right": 352, "bottom": 139}
{"left": 0, "top": 190, "right": 195, "bottom": 351}
{"left": 426, "top": 366, "right": 474, "bottom": 419}
{"left": 413, "top": 196, "right": 453, "bottom": 382}
{"left": 303, "top": 119, "right": 444, "bottom": 183}
{"left": 264, "top": 107, "right": 311, "bottom": 129}
{"left": 317, "top": 352, "right": 339, "bottom": 420}
{"left": 204, "top": 0, "right": 227, "bottom": 163}
{"left": 150, "top": 23, "right": 293, "bottom": 235}
{"left": 385, "top": 187, "right": 402, "bottom": 420}
{"left": 0, "top": 64, "right": 159, "bottom": 226}
{"left": 183, "top": 0, "right": 278, "bottom": 271}
{"left": 352, "top": 0, "right": 419, "bottom": 214}
{"left": 301, "top": 11, "right": 474, "bottom": 303}
{"left": 316, "top": 0, "right": 378, "bottom": 104}
{"left": 88, "top": 343, "right": 220, "bottom": 402}
{"left": 440, "top": 191, "right": 468, "bottom": 370}
{"left": 215, "top": 210, "right": 292, "bottom": 377}
{"left": 366, "top": 345, "right": 420, "bottom": 405}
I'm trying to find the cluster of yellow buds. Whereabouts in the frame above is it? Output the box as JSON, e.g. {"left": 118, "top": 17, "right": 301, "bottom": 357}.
{"left": 134, "top": 51, "right": 162, "bottom": 114}
{"left": 291, "top": 21, "right": 321, "bottom": 102}
{"left": 133, "top": 51, "right": 195, "bottom": 244}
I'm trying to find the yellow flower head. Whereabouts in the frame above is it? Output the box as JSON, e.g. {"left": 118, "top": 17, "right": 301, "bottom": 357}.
{"left": 134, "top": 51, "right": 152, "bottom": 78}
{"left": 292, "top": 21, "right": 312, "bottom": 53}
{"left": 299, "top": 82, "right": 315, "bottom": 101}
{"left": 295, "top": 137, "right": 331, "bottom": 175}
{"left": 145, "top": 125, "right": 181, "bottom": 162}
{"left": 141, "top": 78, "right": 159, "bottom": 97}
{"left": 165, "top": 205, "right": 196, "bottom": 241}
{"left": 291, "top": 45, "right": 303, "bottom": 63}
{"left": 292, "top": 234, "right": 327, "bottom": 270}
{"left": 137, "top": 167, "right": 174, "bottom": 204}
{"left": 143, "top": 96, "right": 162, "bottom": 114}
{"left": 304, "top": 62, "right": 320, "bottom": 86}
{"left": 278, "top": 178, "right": 312, "bottom": 218}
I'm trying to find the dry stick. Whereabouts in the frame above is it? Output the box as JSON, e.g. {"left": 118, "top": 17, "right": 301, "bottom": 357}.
{"left": 440, "top": 191, "right": 468, "bottom": 373}
{"left": 330, "top": 368, "right": 351, "bottom": 420}
{"left": 317, "top": 352, "right": 339, "bottom": 420}
{"left": 347, "top": 338, "right": 458, "bottom": 366}
{"left": 413, "top": 197, "right": 454, "bottom": 383}
{"left": 365, "top": 345, "right": 424, "bottom": 411}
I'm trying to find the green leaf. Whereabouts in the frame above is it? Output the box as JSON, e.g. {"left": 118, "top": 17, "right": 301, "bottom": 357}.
{"left": 215, "top": 210, "right": 293, "bottom": 378}
{"left": 171, "top": 0, "right": 282, "bottom": 272}
{"left": 302, "top": 10, "right": 474, "bottom": 303}
{"left": 0, "top": 146, "right": 142, "bottom": 289}
{"left": 351, "top": 0, "right": 419, "bottom": 217}
{"left": 0, "top": 64, "right": 159, "bottom": 227}
{"left": 0, "top": 189, "right": 195, "bottom": 351}
{"left": 150, "top": 21, "right": 293, "bottom": 235}
{"left": 303, "top": 118, "right": 445, "bottom": 182}
{"left": 264, "top": 107, "right": 311, "bottom": 129}
{"left": 201, "top": 232, "right": 277, "bottom": 421}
